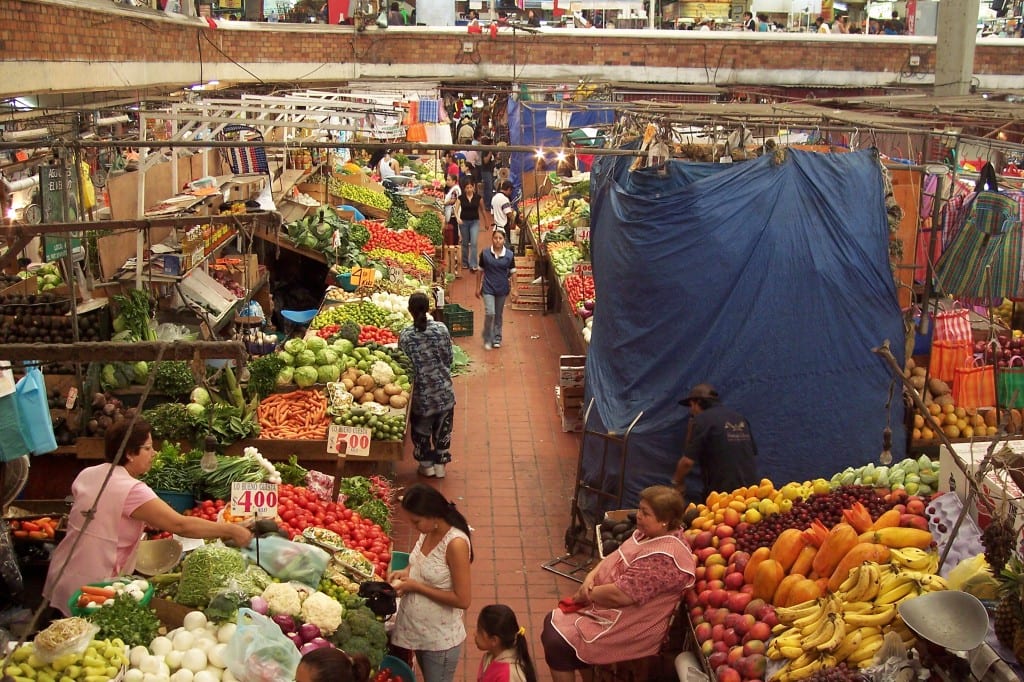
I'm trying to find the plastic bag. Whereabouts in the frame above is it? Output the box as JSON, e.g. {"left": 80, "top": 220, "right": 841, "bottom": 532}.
{"left": 241, "top": 535, "right": 329, "bottom": 588}
{"left": 156, "top": 323, "right": 197, "bottom": 342}
{"left": 32, "top": 617, "right": 101, "bottom": 664}
{"left": 225, "top": 608, "right": 301, "bottom": 682}
{"left": 15, "top": 366, "right": 57, "bottom": 455}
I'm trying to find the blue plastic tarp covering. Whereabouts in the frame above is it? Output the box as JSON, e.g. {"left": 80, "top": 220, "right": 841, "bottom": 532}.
{"left": 582, "top": 148, "right": 906, "bottom": 511}
{"left": 506, "top": 99, "right": 615, "bottom": 192}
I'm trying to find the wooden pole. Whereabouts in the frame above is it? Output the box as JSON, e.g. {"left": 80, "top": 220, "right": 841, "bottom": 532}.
{"left": 0, "top": 340, "right": 247, "bottom": 367}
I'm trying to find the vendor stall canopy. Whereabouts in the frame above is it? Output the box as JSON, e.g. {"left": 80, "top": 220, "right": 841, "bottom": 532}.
{"left": 582, "top": 147, "right": 906, "bottom": 508}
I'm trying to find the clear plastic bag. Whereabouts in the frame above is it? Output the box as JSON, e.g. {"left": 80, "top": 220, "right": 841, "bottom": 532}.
{"left": 156, "top": 323, "right": 197, "bottom": 342}
{"left": 240, "top": 535, "right": 329, "bottom": 588}
{"left": 224, "top": 607, "right": 301, "bottom": 682}
{"left": 32, "top": 617, "right": 101, "bottom": 664}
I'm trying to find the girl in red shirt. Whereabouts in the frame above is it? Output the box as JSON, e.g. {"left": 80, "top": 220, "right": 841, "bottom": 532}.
{"left": 475, "top": 605, "right": 538, "bottom": 682}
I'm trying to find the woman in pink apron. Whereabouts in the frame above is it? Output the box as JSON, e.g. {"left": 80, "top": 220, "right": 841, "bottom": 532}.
{"left": 44, "top": 419, "right": 252, "bottom": 615}
{"left": 541, "top": 486, "right": 695, "bottom": 681}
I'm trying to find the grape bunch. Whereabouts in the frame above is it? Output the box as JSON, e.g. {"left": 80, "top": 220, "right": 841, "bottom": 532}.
{"left": 734, "top": 486, "right": 893, "bottom": 554}
{"left": 805, "top": 663, "right": 869, "bottom": 681}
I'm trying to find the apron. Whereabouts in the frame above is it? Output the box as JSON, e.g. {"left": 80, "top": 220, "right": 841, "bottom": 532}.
{"left": 44, "top": 463, "right": 146, "bottom": 614}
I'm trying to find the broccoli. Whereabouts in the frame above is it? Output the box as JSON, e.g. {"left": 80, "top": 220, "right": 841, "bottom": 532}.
{"left": 330, "top": 604, "right": 386, "bottom": 667}
{"left": 337, "top": 320, "right": 361, "bottom": 345}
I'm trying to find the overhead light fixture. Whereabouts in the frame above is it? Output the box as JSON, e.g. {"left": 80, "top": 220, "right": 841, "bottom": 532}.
{"left": 96, "top": 114, "right": 130, "bottom": 126}
{"left": 535, "top": 148, "right": 544, "bottom": 158}
{"left": 2, "top": 127, "right": 51, "bottom": 141}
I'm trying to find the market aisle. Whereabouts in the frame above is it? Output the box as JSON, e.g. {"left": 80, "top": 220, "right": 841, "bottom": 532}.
{"left": 389, "top": 251, "right": 584, "bottom": 682}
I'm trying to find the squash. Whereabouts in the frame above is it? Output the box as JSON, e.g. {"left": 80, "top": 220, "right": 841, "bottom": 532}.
{"left": 752, "top": 559, "right": 785, "bottom": 602}
{"left": 743, "top": 547, "right": 773, "bottom": 585}
{"left": 811, "top": 523, "right": 859, "bottom": 578}
{"left": 789, "top": 544, "right": 818, "bottom": 578}
{"left": 389, "top": 395, "right": 408, "bottom": 409}
{"left": 772, "top": 573, "right": 805, "bottom": 607}
{"left": 827, "top": 542, "right": 891, "bottom": 592}
{"left": 857, "top": 527, "right": 933, "bottom": 549}
{"left": 769, "top": 528, "right": 807, "bottom": 573}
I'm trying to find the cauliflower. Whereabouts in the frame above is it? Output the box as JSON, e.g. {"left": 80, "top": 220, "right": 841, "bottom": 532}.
{"left": 370, "top": 360, "right": 395, "bottom": 386}
{"left": 262, "top": 582, "right": 302, "bottom": 617}
{"left": 300, "top": 591, "right": 344, "bottom": 635}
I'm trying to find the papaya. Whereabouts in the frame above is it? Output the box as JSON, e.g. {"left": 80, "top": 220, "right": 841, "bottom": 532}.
{"left": 869, "top": 508, "right": 902, "bottom": 531}
{"left": 789, "top": 544, "right": 818, "bottom": 577}
{"left": 770, "top": 528, "right": 808, "bottom": 573}
{"left": 744, "top": 546, "right": 773, "bottom": 584}
{"left": 827, "top": 542, "right": 891, "bottom": 592}
{"left": 772, "top": 573, "right": 805, "bottom": 607}
{"left": 811, "top": 522, "right": 859, "bottom": 578}
{"left": 858, "top": 526, "right": 934, "bottom": 549}
{"left": 752, "top": 558, "right": 785, "bottom": 602}
{"left": 786, "top": 577, "right": 823, "bottom": 607}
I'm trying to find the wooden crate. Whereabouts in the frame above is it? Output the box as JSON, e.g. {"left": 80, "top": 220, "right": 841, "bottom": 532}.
{"left": 511, "top": 281, "right": 545, "bottom": 311}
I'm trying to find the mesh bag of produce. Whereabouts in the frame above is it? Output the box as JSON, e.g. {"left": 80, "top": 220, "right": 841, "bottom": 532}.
{"left": 176, "top": 542, "right": 248, "bottom": 607}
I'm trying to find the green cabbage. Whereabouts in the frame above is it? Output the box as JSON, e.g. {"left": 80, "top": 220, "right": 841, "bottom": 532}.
{"left": 295, "top": 350, "right": 317, "bottom": 367}
{"left": 332, "top": 339, "right": 355, "bottom": 355}
{"left": 317, "top": 365, "right": 341, "bottom": 383}
{"left": 133, "top": 361, "right": 149, "bottom": 383}
{"left": 278, "top": 351, "right": 295, "bottom": 366}
{"left": 190, "top": 387, "right": 211, "bottom": 406}
{"left": 283, "top": 338, "right": 306, "bottom": 355}
{"left": 306, "top": 336, "right": 328, "bottom": 352}
{"left": 294, "top": 366, "right": 319, "bottom": 388}
{"left": 315, "top": 349, "right": 339, "bottom": 366}
{"left": 186, "top": 402, "right": 206, "bottom": 418}
{"left": 277, "top": 367, "right": 294, "bottom": 385}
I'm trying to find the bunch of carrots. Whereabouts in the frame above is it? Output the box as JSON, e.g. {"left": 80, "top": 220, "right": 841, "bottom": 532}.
{"left": 9, "top": 516, "right": 60, "bottom": 541}
{"left": 257, "top": 390, "right": 330, "bottom": 440}
{"left": 76, "top": 584, "right": 116, "bottom": 608}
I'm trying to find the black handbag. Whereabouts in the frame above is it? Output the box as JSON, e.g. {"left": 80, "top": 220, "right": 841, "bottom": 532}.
{"left": 358, "top": 581, "right": 397, "bottom": 617}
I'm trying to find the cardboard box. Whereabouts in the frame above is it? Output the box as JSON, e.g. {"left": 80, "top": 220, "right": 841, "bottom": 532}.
{"left": 939, "top": 441, "right": 1024, "bottom": 530}
{"left": 227, "top": 254, "right": 261, "bottom": 290}
{"left": 555, "top": 386, "right": 584, "bottom": 432}
{"left": 560, "top": 355, "right": 587, "bottom": 388}
{"left": 225, "top": 175, "right": 267, "bottom": 203}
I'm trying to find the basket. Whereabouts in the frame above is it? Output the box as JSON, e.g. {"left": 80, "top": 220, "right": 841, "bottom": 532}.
{"left": 380, "top": 655, "right": 416, "bottom": 682}
{"left": 69, "top": 579, "right": 156, "bottom": 616}
{"left": 155, "top": 490, "right": 194, "bottom": 514}
{"left": 442, "top": 304, "right": 474, "bottom": 337}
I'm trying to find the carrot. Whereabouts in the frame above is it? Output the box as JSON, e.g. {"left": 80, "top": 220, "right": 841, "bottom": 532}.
{"left": 81, "top": 585, "right": 117, "bottom": 598}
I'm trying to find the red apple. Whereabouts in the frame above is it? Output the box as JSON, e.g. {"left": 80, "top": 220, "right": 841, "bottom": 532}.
{"left": 701, "top": 640, "right": 714, "bottom": 657}
{"left": 734, "top": 614, "right": 756, "bottom": 636}
{"left": 727, "top": 646, "right": 745, "bottom": 665}
{"left": 901, "top": 514, "right": 929, "bottom": 530}
{"left": 690, "top": 606, "right": 704, "bottom": 621}
{"left": 746, "top": 621, "right": 772, "bottom": 643}
{"left": 735, "top": 522, "right": 750, "bottom": 535}
{"left": 724, "top": 613, "right": 743, "bottom": 630}
{"left": 892, "top": 503, "right": 907, "bottom": 514}
{"left": 693, "top": 531, "right": 714, "bottom": 549}
{"left": 708, "top": 608, "right": 728, "bottom": 626}
{"left": 726, "top": 591, "right": 753, "bottom": 614}
{"left": 722, "top": 629, "right": 740, "bottom": 648}
{"left": 705, "top": 552, "right": 728, "bottom": 567}
{"left": 760, "top": 609, "right": 779, "bottom": 628}
{"left": 712, "top": 640, "right": 728, "bottom": 653}
{"left": 711, "top": 624, "right": 725, "bottom": 642}
{"left": 744, "top": 598, "right": 766, "bottom": 618}
{"left": 684, "top": 591, "right": 700, "bottom": 609}
{"left": 743, "top": 640, "right": 766, "bottom": 656}
{"left": 694, "top": 566, "right": 707, "bottom": 581}
{"left": 718, "top": 541, "right": 736, "bottom": 560}
{"left": 706, "top": 563, "right": 727, "bottom": 581}
{"left": 729, "top": 551, "right": 751, "bottom": 575}
{"left": 755, "top": 602, "right": 775, "bottom": 621}
{"left": 695, "top": 580, "right": 709, "bottom": 594}
{"left": 694, "top": 622, "right": 713, "bottom": 643}
{"left": 697, "top": 589, "right": 712, "bottom": 606}
{"left": 715, "top": 666, "right": 741, "bottom": 682}
{"left": 708, "top": 651, "right": 729, "bottom": 669}
{"left": 723, "top": 571, "right": 745, "bottom": 591}
{"left": 707, "top": 580, "right": 725, "bottom": 592}
{"left": 707, "top": 589, "right": 729, "bottom": 608}
{"left": 738, "top": 654, "right": 767, "bottom": 679}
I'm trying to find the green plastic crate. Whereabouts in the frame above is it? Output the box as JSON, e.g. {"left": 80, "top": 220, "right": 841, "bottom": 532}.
{"left": 443, "top": 304, "right": 473, "bottom": 337}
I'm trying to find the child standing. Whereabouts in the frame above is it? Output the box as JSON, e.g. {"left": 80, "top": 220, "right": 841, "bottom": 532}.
{"left": 475, "top": 605, "right": 538, "bottom": 682}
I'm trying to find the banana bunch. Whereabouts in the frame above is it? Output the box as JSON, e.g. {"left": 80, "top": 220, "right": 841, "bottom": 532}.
{"left": 889, "top": 547, "right": 940, "bottom": 573}
{"left": 768, "top": 560, "right": 947, "bottom": 678}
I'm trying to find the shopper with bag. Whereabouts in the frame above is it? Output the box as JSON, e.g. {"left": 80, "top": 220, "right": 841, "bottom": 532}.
{"left": 476, "top": 229, "right": 516, "bottom": 350}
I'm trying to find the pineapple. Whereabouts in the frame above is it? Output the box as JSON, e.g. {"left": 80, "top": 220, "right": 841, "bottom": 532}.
{"left": 996, "top": 557, "right": 1024, "bottom": 652}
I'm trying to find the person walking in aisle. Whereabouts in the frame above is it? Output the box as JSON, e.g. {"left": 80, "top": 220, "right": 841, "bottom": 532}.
{"left": 389, "top": 484, "right": 473, "bottom": 682}
{"left": 455, "top": 179, "right": 483, "bottom": 272}
{"left": 398, "top": 292, "right": 455, "bottom": 478}
{"left": 476, "top": 229, "right": 516, "bottom": 350}
{"left": 490, "top": 180, "right": 515, "bottom": 235}
{"left": 475, "top": 605, "right": 538, "bottom": 682}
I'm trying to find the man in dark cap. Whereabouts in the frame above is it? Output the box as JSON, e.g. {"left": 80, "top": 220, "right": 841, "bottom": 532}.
{"left": 672, "top": 383, "right": 759, "bottom": 501}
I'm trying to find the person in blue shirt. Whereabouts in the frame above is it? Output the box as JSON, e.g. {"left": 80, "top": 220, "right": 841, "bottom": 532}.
{"left": 399, "top": 292, "right": 455, "bottom": 479}
{"left": 476, "top": 230, "right": 516, "bottom": 350}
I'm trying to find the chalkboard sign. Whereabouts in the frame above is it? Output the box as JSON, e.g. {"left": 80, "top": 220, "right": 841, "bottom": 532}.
{"left": 39, "top": 164, "right": 81, "bottom": 261}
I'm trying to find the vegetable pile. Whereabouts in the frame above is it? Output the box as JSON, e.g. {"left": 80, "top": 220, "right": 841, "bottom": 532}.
{"left": 257, "top": 390, "right": 330, "bottom": 440}
{"left": 86, "top": 593, "right": 161, "bottom": 648}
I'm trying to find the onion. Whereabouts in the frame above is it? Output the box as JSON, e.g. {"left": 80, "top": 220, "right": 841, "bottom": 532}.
{"left": 272, "top": 614, "right": 297, "bottom": 633}
{"left": 250, "top": 596, "right": 269, "bottom": 615}
{"left": 308, "top": 637, "right": 333, "bottom": 650}
{"left": 298, "top": 622, "right": 321, "bottom": 643}
{"left": 287, "top": 631, "right": 304, "bottom": 648}
{"left": 299, "top": 641, "right": 320, "bottom": 655}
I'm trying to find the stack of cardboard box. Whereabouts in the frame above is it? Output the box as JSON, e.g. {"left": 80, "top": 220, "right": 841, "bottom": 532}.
{"left": 556, "top": 354, "right": 586, "bottom": 432}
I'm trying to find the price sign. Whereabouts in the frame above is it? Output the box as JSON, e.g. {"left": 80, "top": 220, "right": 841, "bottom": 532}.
{"left": 574, "top": 227, "right": 590, "bottom": 242}
{"left": 327, "top": 424, "right": 372, "bottom": 457}
{"left": 230, "top": 482, "right": 279, "bottom": 519}
{"left": 573, "top": 261, "right": 593, "bottom": 278}
{"left": 65, "top": 387, "right": 78, "bottom": 410}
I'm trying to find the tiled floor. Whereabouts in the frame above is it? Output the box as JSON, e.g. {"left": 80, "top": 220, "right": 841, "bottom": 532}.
{"left": 389, "top": 235, "right": 586, "bottom": 681}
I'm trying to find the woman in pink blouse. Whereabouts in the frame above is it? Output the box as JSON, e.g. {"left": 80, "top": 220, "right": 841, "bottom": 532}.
{"left": 540, "top": 486, "right": 695, "bottom": 681}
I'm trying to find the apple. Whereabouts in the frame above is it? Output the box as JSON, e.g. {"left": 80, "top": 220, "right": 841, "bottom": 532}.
{"left": 738, "top": 654, "right": 767, "bottom": 679}
{"left": 726, "top": 591, "right": 753, "bottom": 614}
{"left": 694, "top": 566, "right": 707, "bottom": 581}
{"left": 715, "top": 666, "right": 741, "bottom": 682}
{"left": 727, "top": 645, "right": 745, "bottom": 665}
{"left": 724, "top": 612, "right": 743, "bottom": 630}
{"left": 743, "top": 640, "right": 766, "bottom": 656}
{"left": 760, "top": 609, "right": 779, "bottom": 628}
{"left": 744, "top": 598, "right": 766, "bottom": 618}
{"left": 690, "top": 606, "right": 704, "bottom": 621}
{"left": 722, "top": 628, "right": 740, "bottom": 648}
{"left": 901, "top": 514, "right": 929, "bottom": 530}
{"left": 708, "top": 651, "right": 729, "bottom": 669}
{"left": 684, "top": 591, "right": 700, "bottom": 609}
{"left": 694, "top": 622, "right": 713, "bottom": 643}
{"left": 723, "top": 571, "right": 745, "bottom": 591}
{"left": 892, "top": 503, "right": 907, "bottom": 514}
{"left": 701, "top": 640, "right": 714, "bottom": 657}
{"left": 707, "top": 589, "right": 729, "bottom": 608}
{"left": 711, "top": 624, "right": 725, "bottom": 642}
{"left": 712, "top": 640, "right": 728, "bottom": 653}
{"left": 735, "top": 522, "right": 750, "bottom": 535}
{"left": 697, "top": 589, "right": 712, "bottom": 606}
{"left": 734, "top": 614, "right": 756, "bottom": 636}
{"left": 693, "top": 531, "right": 714, "bottom": 549}
{"left": 739, "top": 583, "right": 755, "bottom": 595}
{"left": 722, "top": 508, "right": 741, "bottom": 527}
{"left": 746, "top": 621, "right": 772, "bottom": 643}
{"left": 707, "top": 608, "right": 728, "bottom": 626}
{"left": 718, "top": 540, "right": 736, "bottom": 560}
{"left": 705, "top": 552, "right": 728, "bottom": 567}
{"left": 708, "top": 580, "right": 726, "bottom": 592}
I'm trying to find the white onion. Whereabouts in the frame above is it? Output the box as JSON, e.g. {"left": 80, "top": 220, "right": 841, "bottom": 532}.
{"left": 181, "top": 649, "right": 207, "bottom": 673}
{"left": 172, "top": 630, "right": 195, "bottom": 651}
{"left": 207, "top": 643, "right": 228, "bottom": 669}
{"left": 183, "top": 611, "right": 208, "bottom": 631}
{"left": 216, "top": 623, "right": 237, "bottom": 644}
{"left": 149, "top": 637, "right": 173, "bottom": 657}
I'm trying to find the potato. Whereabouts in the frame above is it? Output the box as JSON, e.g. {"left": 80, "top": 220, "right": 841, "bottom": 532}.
{"left": 389, "top": 395, "right": 408, "bottom": 409}
{"left": 934, "top": 394, "right": 955, "bottom": 407}
{"left": 928, "top": 378, "right": 951, "bottom": 396}
{"left": 906, "top": 358, "right": 916, "bottom": 371}
{"left": 383, "top": 383, "right": 402, "bottom": 396}
{"left": 373, "top": 387, "right": 388, "bottom": 404}
{"left": 342, "top": 378, "right": 355, "bottom": 391}
{"left": 910, "top": 375, "right": 926, "bottom": 391}
{"left": 357, "top": 374, "right": 376, "bottom": 390}
{"left": 911, "top": 366, "right": 928, "bottom": 378}
{"left": 358, "top": 393, "right": 375, "bottom": 404}
{"left": 350, "top": 385, "right": 365, "bottom": 400}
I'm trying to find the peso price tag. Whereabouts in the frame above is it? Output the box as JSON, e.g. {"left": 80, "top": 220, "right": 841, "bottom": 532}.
{"left": 230, "top": 481, "right": 279, "bottom": 519}
{"left": 327, "top": 423, "right": 372, "bottom": 457}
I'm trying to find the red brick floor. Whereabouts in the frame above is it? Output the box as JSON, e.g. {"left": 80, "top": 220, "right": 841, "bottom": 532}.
{"left": 388, "top": 242, "right": 585, "bottom": 681}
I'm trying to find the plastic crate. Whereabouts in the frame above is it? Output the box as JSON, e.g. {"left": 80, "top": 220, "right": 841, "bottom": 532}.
{"left": 69, "top": 578, "right": 156, "bottom": 616}
{"left": 443, "top": 304, "right": 474, "bottom": 337}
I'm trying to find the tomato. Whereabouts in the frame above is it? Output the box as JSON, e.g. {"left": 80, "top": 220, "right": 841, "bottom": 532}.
{"left": 341, "top": 509, "right": 353, "bottom": 520}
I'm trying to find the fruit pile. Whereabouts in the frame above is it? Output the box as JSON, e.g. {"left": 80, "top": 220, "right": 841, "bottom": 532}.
{"left": 362, "top": 220, "right": 435, "bottom": 254}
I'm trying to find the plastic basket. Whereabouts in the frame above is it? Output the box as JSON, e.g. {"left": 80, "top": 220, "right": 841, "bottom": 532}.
{"left": 380, "top": 655, "right": 416, "bottom": 682}
{"left": 442, "top": 304, "right": 473, "bottom": 337}
{"left": 69, "top": 579, "right": 156, "bottom": 616}
{"left": 155, "top": 490, "right": 194, "bottom": 514}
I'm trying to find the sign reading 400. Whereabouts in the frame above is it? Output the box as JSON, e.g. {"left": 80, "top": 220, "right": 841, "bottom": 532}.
{"left": 230, "top": 481, "right": 279, "bottom": 518}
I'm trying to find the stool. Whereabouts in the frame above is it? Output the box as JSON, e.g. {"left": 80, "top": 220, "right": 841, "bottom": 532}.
{"left": 280, "top": 309, "right": 317, "bottom": 336}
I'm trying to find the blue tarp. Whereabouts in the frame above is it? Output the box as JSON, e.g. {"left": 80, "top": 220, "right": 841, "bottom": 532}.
{"left": 581, "top": 148, "right": 906, "bottom": 510}
{"left": 506, "top": 99, "right": 615, "bottom": 193}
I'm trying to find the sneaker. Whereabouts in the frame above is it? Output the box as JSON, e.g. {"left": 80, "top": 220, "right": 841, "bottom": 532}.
{"left": 484, "top": 342, "right": 493, "bottom": 350}
{"left": 493, "top": 342, "right": 501, "bottom": 348}
{"left": 417, "top": 464, "right": 436, "bottom": 477}
{"left": 433, "top": 463, "right": 446, "bottom": 478}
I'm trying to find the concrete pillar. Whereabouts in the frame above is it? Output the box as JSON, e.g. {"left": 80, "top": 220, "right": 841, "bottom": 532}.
{"left": 934, "top": 0, "right": 979, "bottom": 95}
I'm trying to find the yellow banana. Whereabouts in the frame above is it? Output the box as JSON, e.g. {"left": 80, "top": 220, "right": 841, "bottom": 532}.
{"left": 877, "top": 569, "right": 907, "bottom": 594}
{"left": 902, "top": 570, "right": 949, "bottom": 592}
{"left": 843, "top": 606, "right": 897, "bottom": 628}
{"left": 775, "top": 644, "right": 806, "bottom": 660}
{"left": 838, "top": 565, "right": 862, "bottom": 594}
{"left": 774, "top": 654, "right": 824, "bottom": 682}
{"left": 833, "top": 627, "right": 863, "bottom": 662}
{"left": 876, "top": 577, "right": 918, "bottom": 605}
{"left": 772, "top": 629, "right": 805, "bottom": 650}
{"left": 851, "top": 563, "right": 882, "bottom": 602}
{"left": 795, "top": 607, "right": 829, "bottom": 634}
{"left": 815, "top": 614, "right": 846, "bottom": 652}
{"left": 848, "top": 636, "right": 885, "bottom": 668}
{"left": 804, "top": 614, "right": 837, "bottom": 649}
{"left": 842, "top": 600, "right": 875, "bottom": 614}
{"left": 843, "top": 564, "right": 872, "bottom": 602}
{"left": 775, "top": 598, "right": 823, "bottom": 622}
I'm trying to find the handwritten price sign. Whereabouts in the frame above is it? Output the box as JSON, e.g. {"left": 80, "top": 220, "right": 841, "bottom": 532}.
{"left": 230, "top": 482, "right": 279, "bottom": 519}
{"left": 327, "top": 424, "right": 372, "bottom": 457}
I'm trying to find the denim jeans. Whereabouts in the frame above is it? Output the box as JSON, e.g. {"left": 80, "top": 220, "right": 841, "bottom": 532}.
{"left": 459, "top": 219, "right": 480, "bottom": 270}
{"left": 482, "top": 293, "right": 507, "bottom": 345}
{"left": 415, "top": 643, "right": 463, "bottom": 682}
